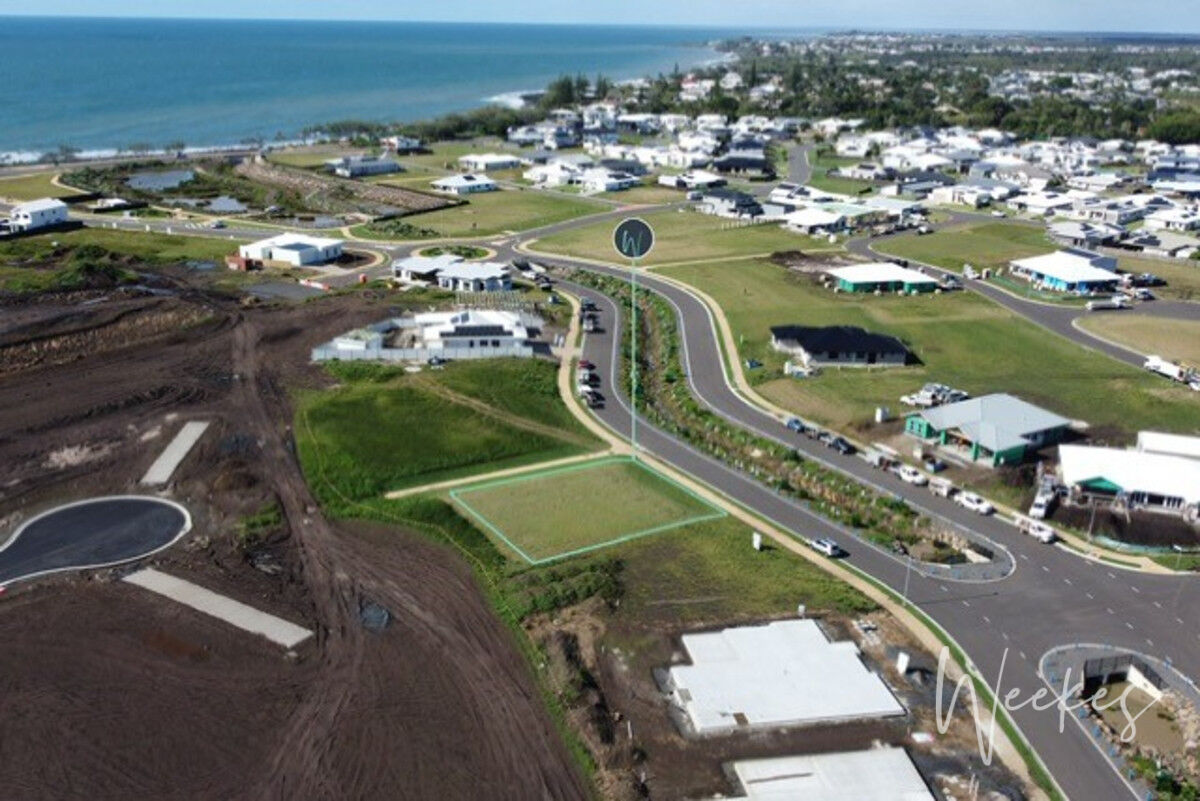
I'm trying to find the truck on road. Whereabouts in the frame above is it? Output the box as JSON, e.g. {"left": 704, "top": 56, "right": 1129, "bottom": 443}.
{"left": 1144, "top": 355, "right": 1200, "bottom": 390}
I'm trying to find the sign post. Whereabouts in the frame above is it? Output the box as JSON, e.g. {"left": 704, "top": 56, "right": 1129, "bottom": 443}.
{"left": 613, "top": 218, "right": 655, "bottom": 460}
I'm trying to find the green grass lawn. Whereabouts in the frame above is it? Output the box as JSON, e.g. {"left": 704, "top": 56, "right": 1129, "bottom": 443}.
{"left": 450, "top": 456, "right": 725, "bottom": 563}
{"left": 611, "top": 516, "right": 876, "bottom": 628}
{"left": 807, "top": 150, "right": 876, "bottom": 196}
{"left": 0, "top": 228, "right": 245, "bottom": 293}
{"left": 0, "top": 171, "right": 86, "bottom": 201}
{"left": 265, "top": 147, "right": 353, "bottom": 169}
{"left": 296, "top": 359, "right": 600, "bottom": 506}
{"left": 532, "top": 209, "right": 823, "bottom": 265}
{"left": 354, "top": 189, "right": 604, "bottom": 240}
{"left": 1115, "top": 254, "right": 1200, "bottom": 302}
{"left": 659, "top": 257, "right": 1200, "bottom": 437}
{"left": 1077, "top": 315, "right": 1200, "bottom": 365}
{"left": 876, "top": 221, "right": 1052, "bottom": 275}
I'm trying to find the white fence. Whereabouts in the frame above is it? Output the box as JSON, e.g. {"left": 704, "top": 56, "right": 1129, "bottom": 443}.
{"left": 312, "top": 344, "right": 534, "bottom": 362}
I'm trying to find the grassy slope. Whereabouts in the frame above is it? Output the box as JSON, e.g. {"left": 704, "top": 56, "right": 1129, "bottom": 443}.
{"left": 659, "top": 257, "right": 1200, "bottom": 436}
{"left": 296, "top": 360, "right": 600, "bottom": 503}
{"left": 877, "top": 221, "right": 1051, "bottom": 274}
{"left": 0, "top": 228, "right": 244, "bottom": 293}
{"left": 454, "top": 459, "right": 720, "bottom": 562}
{"left": 396, "top": 189, "right": 604, "bottom": 238}
{"left": 533, "top": 209, "right": 822, "bottom": 265}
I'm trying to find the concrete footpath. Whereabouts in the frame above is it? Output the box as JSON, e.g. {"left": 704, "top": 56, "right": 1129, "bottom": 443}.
{"left": 124, "top": 568, "right": 313, "bottom": 649}
{"left": 140, "top": 421, "right": 210, "bottom": 486}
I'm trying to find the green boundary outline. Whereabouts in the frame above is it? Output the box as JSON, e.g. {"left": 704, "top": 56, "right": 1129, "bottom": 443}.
{"left": 448, "top": 455, "right": 727, "bottom": 565}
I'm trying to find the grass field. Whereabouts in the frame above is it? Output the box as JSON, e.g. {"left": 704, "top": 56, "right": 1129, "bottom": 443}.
{"left": 807, "top": 150, "right": 876, "bottom": 196}
{"left": 450, "top": 456, "right": 725, "bottom": 563}
{"left": 601, "top": 183, "right": 685, "bottom": 206}
{"left": 876, "top": 221, "right": 1052, "bottom": 274}
{"left": 265, "top": 147, "right": 356, "bottom": 169}
{"left": 879, "top": 222, "right": 1200, "bottom": 301}
{"left": 354, "top": 189, "right": 604, "bottom": 240}
{"left": 659, "top": 257, "right": 1200, "bottom": 436}
{"left": 296, "top": 359, "right": 601, "bottom": 507}
{"left": 0, "top": 171, "right": 86, "bottom": 201}
{"left": 0, "top": 228, "right": 245, "bottom": 293}
{"left": 532, "top": 209, "right": 822, "bottom": 265}
{"left": 1077, "top": 315, "right": 1200, "bottom": 365}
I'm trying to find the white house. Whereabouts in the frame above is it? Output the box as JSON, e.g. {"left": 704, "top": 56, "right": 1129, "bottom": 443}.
{"left": 238, "top": 233, "right": 344, "bottom": 267}
{"left": 1144, "top": 207, "right": 1200, "bottom": 233}
{"left": 431, "top": 174, "right": 497, "bottom": 195}
{"left": 1009, "top": 249, "right": 1119, "bottom": 293}
{"left": 391, "top": 254, "right": 511, "bottom": 292}
{"left": 457, "top": 153, "right": 520, "bottom": 172}
{"left": 581, "top": 168, "right": 639, "bottom": 193}
{"left": 8, "top": 198, "right": 69, "bottom": 232}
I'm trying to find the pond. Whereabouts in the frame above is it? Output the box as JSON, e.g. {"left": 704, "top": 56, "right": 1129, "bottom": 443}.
{"left": 126, "top": 169, "right": 195, "bottom": 191}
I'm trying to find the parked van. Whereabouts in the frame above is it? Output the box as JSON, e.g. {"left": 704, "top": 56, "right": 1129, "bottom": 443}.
{"left": 929, "top": 477, "right": 955, "bottom": 498}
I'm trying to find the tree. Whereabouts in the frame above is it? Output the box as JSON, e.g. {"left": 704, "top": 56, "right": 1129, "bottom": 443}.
{"left": 1148, "top": 111, "right": 1200, "bottom": 145}
{"left": 594, "top": 73, "right": 612, "bottom": 100}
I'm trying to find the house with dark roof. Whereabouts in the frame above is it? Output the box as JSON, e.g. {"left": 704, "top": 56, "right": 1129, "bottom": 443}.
{"left": 770, "top": 325, "right": 911, "bottom": 367}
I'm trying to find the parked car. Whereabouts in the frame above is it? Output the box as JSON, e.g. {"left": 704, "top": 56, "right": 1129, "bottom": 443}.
{"left": 427, "top": 356, "right": 447, "bottom": 367}
{"left": 828, "top": 436, "right": 855, "bottom": 456}
{"left": 809, "top": 537, "right": 844, "bottom": 558}
{"left": 955, "top": 492, "right": 994, "bottom": 515}
{"left": 923, "top": 458, "right": 947, "bottom": 474}
{"left": 1028, "top": 495, "right": 1052, "bottom": 520}
{"left": 1017, "top": 516, "right": 1057, "bottom": 544}
{"left": 578, "top": 359, "right": 595, "bottom": 371}
{"left": 1134, "top": 288, "right": 1154, "bottom": 301}
{"left": 895, "top": 464, "right": 929, "bottom": 486}
{"left": 785, "top": 417, "right": 807, "bottom": 434}
{"left": 991, "top": 210, "right": 1006, "bottom": 218}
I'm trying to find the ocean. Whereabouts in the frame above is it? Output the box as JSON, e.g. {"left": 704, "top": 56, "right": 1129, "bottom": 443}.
{"left": 0, "top": 16, "right": 732, "bottom": 160}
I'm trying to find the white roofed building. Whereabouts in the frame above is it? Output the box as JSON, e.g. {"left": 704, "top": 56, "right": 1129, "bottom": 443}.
{"left": 237, "top": 233, "right": 344, "bottom": 267}
{"left": 7, "top": 197, "right": 69, "bottom": 232}
{"left": 1009, "top": 249, "right": 1118, "bottom": 293}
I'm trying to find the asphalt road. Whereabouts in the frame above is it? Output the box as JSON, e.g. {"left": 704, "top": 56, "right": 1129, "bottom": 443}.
{"left": 546, "top": 258, "right": 1200, "bottom": 801}
{"left": 0, "top": 496, "right": 190, "bottom": 585}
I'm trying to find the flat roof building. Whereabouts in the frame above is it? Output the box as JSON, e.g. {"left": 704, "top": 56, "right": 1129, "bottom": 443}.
{"left": 826, "top": 262, "right": 939, "bottom": 294}
{"left": 666, "top": 619, "right": 904, "bottom": 736}
{"left": 8, "top": 197, "right": 69, "bottom": 232}
{"left": 457, "top": 153, "right": 521, "bottom": 171}
{"left": 906, "top": 392, "right": 1072, "bottom": 466}
{"left": 719, "top": 748, "right": 935, "bottom": 801}
{"left": 1059, "top": 443, "right": 1200, "bottom": 516}
{"left": 237, "top": 233, "right": 344, "bottom": 267}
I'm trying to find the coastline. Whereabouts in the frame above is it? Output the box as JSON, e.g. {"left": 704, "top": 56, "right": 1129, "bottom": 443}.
{"left": 0, "top": 19, "right": 731, "bottom": 164}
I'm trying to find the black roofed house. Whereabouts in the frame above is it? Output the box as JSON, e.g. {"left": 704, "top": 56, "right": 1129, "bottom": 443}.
{"left": 699, "top": 188, "right": 763, "bottom": 219}
{"left": 770, "top": 325, "right": 911, "bottom": 368}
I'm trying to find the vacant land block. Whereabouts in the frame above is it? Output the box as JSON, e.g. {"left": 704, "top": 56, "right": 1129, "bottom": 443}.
{"left": 369, "top": 189, "right": 604, "bottom": 239}
{"left": 877, "top": 221, "right": 1051, "bottom": 274}
{"left": 1078, "top": 315, "right": 1200, "bottom": 365}
{"left": 533, "top": 209, "right": 820, "bottom": 265}
{"left": 0, "top": 171, "right": 85, "bottom": 201}
{"left": 450, "top": 456, "right": 725, "bottom": 563}
{"left": 659, "top": 257, "right": 1200, "bottom": 435}
{"left": 296, "top": 360, "right": 600, "bottom": 507}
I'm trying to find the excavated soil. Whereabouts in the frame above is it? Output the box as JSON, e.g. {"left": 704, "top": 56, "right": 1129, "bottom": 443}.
{"left": 0, "top": 283, "right": 587, "bottom": 801}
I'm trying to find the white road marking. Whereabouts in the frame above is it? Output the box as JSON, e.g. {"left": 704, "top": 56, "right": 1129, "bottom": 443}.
{"left": 1108, "top": 572, "right": 1117, "bottom": 579}
{"left": 1020, "top": 553, "right": 1029, "bottom": 561}
{"left": 962, "top": 600, "right": 971, "bottom": 607}
{"left": 1064, "top": 578, "right": 1072, "bottom": 586}
{"left": 1153, "top": 601, "right": 1162, "bottom": 609}
{"left": 1147, "top": 639, "right": 1154, "bottom": 648}
{"left": 939, "top": 585, "right": 949, "bottom": 592}
{"left": 1125, "top": 622, "right": 1134, "bottom": 630}
{"left": 1086, "top": 592, "right": 1094, "bottom": 600}
{"left": 982, "top": 615, "right": 991, "bottom": 624}
{"left": 1002, "top": 632, "right": 1010, "bottom": 641}
{"left": 1130, "top": 586, "right": 1141, "bottom": 594}
{"left": 1041, "top": 565, "right": 1050, "bottom": 572}
{"left": 1107, "top": 607, "right": 1115, "bottom": 615}
{"left": 1019, "top": 651, "right": 1027, "bottom": 661}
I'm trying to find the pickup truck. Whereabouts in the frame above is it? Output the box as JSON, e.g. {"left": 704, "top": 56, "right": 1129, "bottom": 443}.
{"left": 1086, "top": 297, "right": 1131, "bottom": 312}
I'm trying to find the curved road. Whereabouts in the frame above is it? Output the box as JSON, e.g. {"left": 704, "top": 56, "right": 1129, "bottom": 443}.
{"left": 533, "top": 248, "right": 1198, "bottom": 801}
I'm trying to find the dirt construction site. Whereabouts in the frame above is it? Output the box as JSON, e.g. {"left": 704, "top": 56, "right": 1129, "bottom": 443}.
{"left": 0, "top": 273, "right": 588, "bottom": 800}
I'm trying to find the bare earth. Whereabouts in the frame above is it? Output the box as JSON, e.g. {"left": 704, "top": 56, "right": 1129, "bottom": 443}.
{"left": 0, "top": 275, "right": 586, "bottom": 801}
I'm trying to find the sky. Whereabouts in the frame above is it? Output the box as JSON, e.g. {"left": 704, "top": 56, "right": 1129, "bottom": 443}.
{"left": 2, "top": 0, "right": 1200, "bottom": 34}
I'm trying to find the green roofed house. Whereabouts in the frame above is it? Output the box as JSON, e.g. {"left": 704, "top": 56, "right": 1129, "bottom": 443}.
{"left": 826, "top": 262, "right": 939, "bottom": 294}
{"left": 904, "top": 393, "right": 1072, "bottom": 467}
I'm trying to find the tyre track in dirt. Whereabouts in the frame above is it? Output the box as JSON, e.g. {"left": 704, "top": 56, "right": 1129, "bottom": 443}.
{"left": 232, "top": 319, "right": 589, "bottom": 801}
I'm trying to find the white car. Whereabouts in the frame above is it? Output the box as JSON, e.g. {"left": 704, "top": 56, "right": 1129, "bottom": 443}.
{"left": 895, "top": 464, "right": 929, "bottom": 486}
{"left": 809, "top": 537, "right": 843, "bottom": 557}
{"left": 956, "top": 492, "right": 994, "bottom": 515}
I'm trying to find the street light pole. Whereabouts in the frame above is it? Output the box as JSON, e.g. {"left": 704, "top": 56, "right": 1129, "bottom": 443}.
{"left": 630, "top": 257, "right": 638, "bottom": 461}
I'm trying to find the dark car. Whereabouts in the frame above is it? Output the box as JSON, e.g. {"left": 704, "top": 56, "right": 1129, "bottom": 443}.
{"left": 786, "top": 417, "right": 806, "bottom": 433}
{"left": 829, "top": 436, "right": 855, "bottom": 456}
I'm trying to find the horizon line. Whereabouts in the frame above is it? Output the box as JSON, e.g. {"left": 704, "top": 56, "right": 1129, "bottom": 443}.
{"left": 1, "top": 14, "right": 1199, "bottom": 37}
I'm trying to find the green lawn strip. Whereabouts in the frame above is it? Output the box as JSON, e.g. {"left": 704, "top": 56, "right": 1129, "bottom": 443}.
{"left": 295, "top": 360, "right": 598, "bottom": 502}
{"left": 532, "top": 209, "right": 820, "bottom": 265}
{"left": 657, "top": 257, "right": 1200, "bottom": 437}
{"left": 0, "top": 171, "right": 85, "bottom": 200}
{"left": 449, "top": 456, "right": 726, "bottom": 563}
